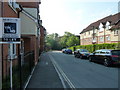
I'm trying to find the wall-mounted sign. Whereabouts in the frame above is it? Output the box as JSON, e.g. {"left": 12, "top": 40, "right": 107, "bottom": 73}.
{"left": 0, "top": 18, "right": 21, "bottom": 44}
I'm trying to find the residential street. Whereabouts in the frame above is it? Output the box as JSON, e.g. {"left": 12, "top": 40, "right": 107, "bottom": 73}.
{"left": 28, "top": 51, "right": 119, "bottom": 88}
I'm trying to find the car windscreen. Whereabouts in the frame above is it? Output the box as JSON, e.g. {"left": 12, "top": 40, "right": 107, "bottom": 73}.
{"left": 80, "top": 49, "right": 88, "bottom": 52}
{"left": 111, "top": 50, "right": 120, "bottom": 56}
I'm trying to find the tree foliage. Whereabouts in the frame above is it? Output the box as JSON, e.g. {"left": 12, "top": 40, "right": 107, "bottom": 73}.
{"left": 60, "top": 32, "right": 79, "bottom": 48}
{"left": 46, "top": 33, "right": 62, "bottom": 50}
{"left": 45, "top": 32, "right": 80, "bottom": 50}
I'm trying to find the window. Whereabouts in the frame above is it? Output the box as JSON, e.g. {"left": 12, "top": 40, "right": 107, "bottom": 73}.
{"left": 89, "top": 31, "right": 90, "bottom": 35}
{"left": 99, "top": 36, "right": 104, "bottom": 42}
{"left": 114, "top": 30, "right": 118, "bottom": 35}
{"left": 12, "top": 44, "right": 16, "bottom": 55}
{"left": 106, "top": 36, "right": 110, "bottom": 41}
{"left": 99, "top": 23, "right": 104, "bottom": 32}
{"left": 100, "top": 51, "right": 106, "bottom": 54}
{"left": 106, "top": 52, "right": 110, "bottom": 54}
{"left": 95, "top": 51, "right": 100, "bottom": 55}
{"left": 8, "top": 44, "right": 17, "bottom": 59}
{"left": 106, "top": 21, "right": 111, "bottom": 30}
{"left": 9, "top": 0, "right": 16, "bottom": 7}
{"left": 112, "top": 51, "right": 120, "bottom": 55}
{"left": 8, "top": 0, "right": 17, "bottom": 13}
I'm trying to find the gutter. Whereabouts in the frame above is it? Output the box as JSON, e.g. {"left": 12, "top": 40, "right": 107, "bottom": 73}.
{"left": 10, "top": 2, "right": 41, "bottom": 28}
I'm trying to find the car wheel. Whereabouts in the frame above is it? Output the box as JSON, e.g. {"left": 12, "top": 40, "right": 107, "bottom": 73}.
{"left": 89, "top": 57, "right": 93, "bottom": 62}
{"left": 104, "top": 58, "right": 111, "bottom": 67}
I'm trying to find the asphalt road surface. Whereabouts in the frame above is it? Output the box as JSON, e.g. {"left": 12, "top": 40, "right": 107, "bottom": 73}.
{"left": 48, "top": 51, "right": 119, "bottom": 88}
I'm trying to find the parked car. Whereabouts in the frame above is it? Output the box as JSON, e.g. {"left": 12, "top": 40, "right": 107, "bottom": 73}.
{"left": 74, "top": 49, "right": 80, "bottom": 55}
{"left": 88, "top": 49, "right": 120, "bottom": 67}
{"left": 62, "top": 49, "right": 67, "bottom": 53}
{"left": 65, "top": 49, "right": 72, "bottom": 54}
{"left": 74, "top": 49, "right": 90, "bottom": 59}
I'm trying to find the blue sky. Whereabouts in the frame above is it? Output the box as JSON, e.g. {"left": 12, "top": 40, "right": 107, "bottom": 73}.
{"left": 40, "top": 0, "right": 119, "bottom": 36}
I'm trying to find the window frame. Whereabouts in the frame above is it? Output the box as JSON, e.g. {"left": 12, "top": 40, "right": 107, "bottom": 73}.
{"left": 8, "top": 0, "right": 17, "bottom": 13}
{"left": 106, "top": 36, "right": 110, "bottom": 41}
{"left": 99, "top": 36, "right": 104, "bottom": 42}
{"left": 114, "top": 30, "right": 119, "bottom": 35}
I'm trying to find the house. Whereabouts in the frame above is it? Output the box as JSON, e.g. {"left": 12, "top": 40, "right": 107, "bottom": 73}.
{"left": 0, "top": 0, "right": 45, "bottom": 88}
{"left": 19, "top": 1, "right": 41, "bottom": 65}
{"left": 80, "top": 12, "right": 120, "bottom": 45}
{"left": 40, "top": 23, "right": 46, "bottom": 53}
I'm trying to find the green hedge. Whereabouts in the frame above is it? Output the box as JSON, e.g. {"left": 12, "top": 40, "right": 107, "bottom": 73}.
{"left": 68, "top": 43, "right": 120, "bottom": 53}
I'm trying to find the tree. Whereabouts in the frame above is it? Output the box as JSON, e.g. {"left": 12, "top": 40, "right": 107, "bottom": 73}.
{"left": 60, "top": 32, "right": 80, "bottom": 48}
{"left": 46, "top": 32, "right": 80, "bottom": 50}
{"left": 46, "top": 33, "right": 62, "bottom": 50}
{"left": 66, "top": 35, "right": 79, "bottom": 47}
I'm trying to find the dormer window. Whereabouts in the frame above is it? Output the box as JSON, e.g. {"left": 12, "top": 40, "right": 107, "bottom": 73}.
{"left": 99, "top": 23, "right": 104, "bottom": 32}
{"left": 106, "top": 21, "right": 111, "bottom": 30}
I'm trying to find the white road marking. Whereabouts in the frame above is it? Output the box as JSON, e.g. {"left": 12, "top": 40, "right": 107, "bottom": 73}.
{"left": 48, "top": 53, "right": 76, "bottom": 90}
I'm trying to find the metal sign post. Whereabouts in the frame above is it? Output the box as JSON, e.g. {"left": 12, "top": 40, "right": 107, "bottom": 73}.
{"left": 9, "top": 43, "right": 13, "bottom": 90}
{"left": 0, "top": 18, "right": 21, "bottom": 89}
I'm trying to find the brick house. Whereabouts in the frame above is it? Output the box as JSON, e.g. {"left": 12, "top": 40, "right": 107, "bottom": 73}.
{"left": 19, "top": 1, "right": 41, "bottom": 65}
{"left": 0, "top": 0, "right": 43, "bottom": 88}
{"left": 0, "top": 1, "right": 21, "bottom": 78}
{"left": 40, "top": 22, "right": 46, "bottom": 53}
{"left": 80, "top": 12, "right": 120, "bottom": 45}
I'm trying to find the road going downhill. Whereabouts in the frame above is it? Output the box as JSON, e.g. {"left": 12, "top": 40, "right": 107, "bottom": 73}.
{"left": 48, "top": 51, "right": 119, "bottom": 88}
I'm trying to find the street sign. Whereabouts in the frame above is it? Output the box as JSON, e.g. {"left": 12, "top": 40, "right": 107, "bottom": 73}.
{"left": 0, "top": 18, "right": 21, "bottom": 44}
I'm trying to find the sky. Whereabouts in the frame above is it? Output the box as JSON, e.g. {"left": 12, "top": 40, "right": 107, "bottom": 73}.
{"left": 40, "top": 0, "right": 119, "bottom": 36}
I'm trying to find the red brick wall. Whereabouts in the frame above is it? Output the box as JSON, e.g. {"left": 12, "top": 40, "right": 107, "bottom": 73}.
{"left": 22, "top": 35, "right": 39, "bottom": 65}
{"left": 2, "top": 2, "right": 18, "bottom": 17}
{"left": 40, "top": 26, "right": 45, "bottom": 52}
{"left": 18, "top": 2, "right": 40, "bottom": 8}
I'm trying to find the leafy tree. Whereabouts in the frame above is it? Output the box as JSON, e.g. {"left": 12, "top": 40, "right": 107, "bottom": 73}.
{"left": 66, "top": 35, "right": 79, "bottom": 47}
{"left": 46, "top": 32, "right": 80, "bottom": 50}
{"left": 60, "top": 32, "right": 80, "bottom": 48}
{"left": 46, "top": 33, "right": 62, "bottom": 50}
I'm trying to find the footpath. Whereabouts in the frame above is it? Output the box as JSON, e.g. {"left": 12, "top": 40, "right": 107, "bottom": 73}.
{"left": 27, "top": 52, "right": 63, "bottom": 88}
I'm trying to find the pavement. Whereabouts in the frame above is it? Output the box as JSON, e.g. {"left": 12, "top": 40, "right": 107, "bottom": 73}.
{"left": 27, "top": 52, "right": 63, "bottom": 88}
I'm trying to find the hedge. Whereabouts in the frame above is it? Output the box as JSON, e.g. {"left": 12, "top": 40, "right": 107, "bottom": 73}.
{"left": 68, "top": 43, "right": 120, "bottom": 53}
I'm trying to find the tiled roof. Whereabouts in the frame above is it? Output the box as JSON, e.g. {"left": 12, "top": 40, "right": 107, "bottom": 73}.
{"left": 80, "top": 12, "right": 120, "bottom": 34}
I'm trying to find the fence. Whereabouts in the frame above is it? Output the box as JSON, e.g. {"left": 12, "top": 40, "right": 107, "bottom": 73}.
{"left": 2, "top": 51, "right": 35, "bottom": 89}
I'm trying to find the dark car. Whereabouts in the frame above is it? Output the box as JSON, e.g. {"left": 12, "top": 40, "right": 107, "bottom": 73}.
{"left": 74, "top": 49, "right": 90, "bottom": 59}
{"left": 88, "top": 49, "right": 120, "bottom": 67}
{"left": 64, "top": 49, "right": 72, "bottom": 54}
{"left": 62, "top": 49, "right": 67, "bottom": 53}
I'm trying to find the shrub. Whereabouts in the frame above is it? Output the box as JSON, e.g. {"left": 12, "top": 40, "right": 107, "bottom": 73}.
{"left": 68, "top": 43, "right": 119, "bottom": 52}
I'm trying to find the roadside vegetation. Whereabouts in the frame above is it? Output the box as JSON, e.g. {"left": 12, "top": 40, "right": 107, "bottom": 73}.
{"left": 68, "top": 43, "right": 120, "bottom": 52}
{"left": 45, "top": 32, "right": 79, "bottom": 50}
{"left": 45, "top": 32, "right": 120, "bottom": 52}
